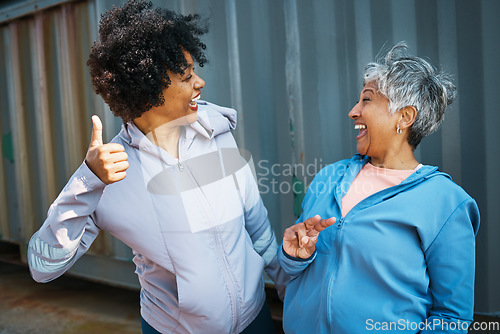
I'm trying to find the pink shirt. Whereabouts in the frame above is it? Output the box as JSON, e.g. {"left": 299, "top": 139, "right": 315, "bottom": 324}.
{"left": 341, "top": 163, "right": 421, "bottom": 217}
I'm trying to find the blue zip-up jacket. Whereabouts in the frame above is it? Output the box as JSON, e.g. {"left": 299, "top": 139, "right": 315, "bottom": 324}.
{"left": 278, "top": 154, "right": 480, "bottom": 334}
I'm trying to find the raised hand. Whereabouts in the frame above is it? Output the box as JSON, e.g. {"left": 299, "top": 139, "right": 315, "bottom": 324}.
{"left": 283, "top": 215, "right": 336, "bottom": 259}
{"left": 84, "top": 115, "right": 129, "bottom": 184}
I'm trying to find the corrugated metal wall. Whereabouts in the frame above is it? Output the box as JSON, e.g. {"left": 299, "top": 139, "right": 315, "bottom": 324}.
{"left": 0, "top": 0, "right": 499, "bottom": 313}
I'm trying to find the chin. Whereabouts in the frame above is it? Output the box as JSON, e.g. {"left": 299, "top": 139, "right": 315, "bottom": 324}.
{"left": 356, "top": 145, "right": 368, "bottom": 156}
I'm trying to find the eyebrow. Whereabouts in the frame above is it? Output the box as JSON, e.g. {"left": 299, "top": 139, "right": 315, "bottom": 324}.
{"left": 181, "top": 63, "right": 193, "bottom": 76}
{"left": 362, "top": 88, "right": 375, "bottom": 94}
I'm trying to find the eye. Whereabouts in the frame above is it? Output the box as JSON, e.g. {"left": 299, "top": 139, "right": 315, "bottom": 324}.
{"left": 183, "top": 74, "right": 193, "bottom": 82}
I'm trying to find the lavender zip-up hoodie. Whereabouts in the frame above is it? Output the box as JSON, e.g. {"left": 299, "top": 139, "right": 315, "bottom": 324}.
{"left": 28, "top": 101, "right": 288, "bottom": 333}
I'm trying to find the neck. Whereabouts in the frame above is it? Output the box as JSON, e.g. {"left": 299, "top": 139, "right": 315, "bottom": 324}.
{"left": 369, "top": 145, "right": 419, "bottom": 170}
{"left": 134, "top": 112, "right": 183, "bottom": 159}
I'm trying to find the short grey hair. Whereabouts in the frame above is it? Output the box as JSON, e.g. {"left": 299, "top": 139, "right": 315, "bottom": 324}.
{"left": 364, "top": 41, "right": 456, "bottom": 149}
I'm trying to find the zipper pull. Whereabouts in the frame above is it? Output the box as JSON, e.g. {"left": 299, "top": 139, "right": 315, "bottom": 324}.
{"left": 178, "top": 161, "right": 184, "bottom": 172}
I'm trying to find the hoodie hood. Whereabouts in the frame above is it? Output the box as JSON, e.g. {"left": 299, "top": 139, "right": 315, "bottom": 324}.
{"left": 189, "top": 100, "right": 237, "bottom": 140}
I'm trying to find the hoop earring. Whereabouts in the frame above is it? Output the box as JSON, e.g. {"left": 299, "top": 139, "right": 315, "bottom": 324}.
{"left": 397, "top": 126, "right": 402, "bottom": 134}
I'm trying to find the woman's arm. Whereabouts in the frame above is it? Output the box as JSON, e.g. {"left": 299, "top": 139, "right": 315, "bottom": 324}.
{"left": 29, "top": 116, "right": 128, "bottom": 283}
{"left": 422, "top": 198, "right": 480, "bottom": 334}
{"left": 28, "top": 162, "right": 105, "bottom": 282}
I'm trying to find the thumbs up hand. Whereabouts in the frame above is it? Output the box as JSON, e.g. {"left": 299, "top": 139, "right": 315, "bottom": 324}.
{"left": 85, "top": 115, "right": 129, "bottom": 184}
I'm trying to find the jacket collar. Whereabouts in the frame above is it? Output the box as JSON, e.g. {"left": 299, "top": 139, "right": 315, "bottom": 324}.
{"left": 335, "top": 154, "right": 446, "bottom": 206}
{"left": 117, "top": 100, "right": 237, "bottom": 165}
{"left": 184, "top": 100, "right": 237, "bottom": 141}
{"left": 348, "top": 154, "right": 443, "bottom": 181}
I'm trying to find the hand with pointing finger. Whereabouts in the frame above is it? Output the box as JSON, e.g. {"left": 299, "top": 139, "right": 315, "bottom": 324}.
{"left": 283, "top": 215, "right": 336, "bottom": 259}
{"left": 85, "top": 115, "right": 129, "bottom": 185}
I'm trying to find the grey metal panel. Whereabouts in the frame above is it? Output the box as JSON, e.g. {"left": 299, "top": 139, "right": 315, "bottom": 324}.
{"left": 5, "top": 21, "right": 36, "bottom": 245}
{"left": 0, "top": 28, "right": 12, "bottom": 240}
{"left": 480, "top": 0, "right": 500, "bottom": 315}
{"left": 437, "top": 0, "right": 462, "bottom": 184}
{"left": 0, "top": 0, "right": 78, "bottom": 23}
{"left": 455, "top": 0, "right": 489, "bottom": 314}
{"left": 0, "top": 0, "right": 135, "bottom": 281}
{"left": 0, "top": 0, "right": 499, "bottom": 313}
{"left": 224, "top": 0, "right": 245, "bottom": 147}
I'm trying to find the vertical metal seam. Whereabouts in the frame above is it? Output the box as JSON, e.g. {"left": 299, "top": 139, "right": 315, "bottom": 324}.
{"left": 28, "top": 17, "right": 44, "bottom": 236}
{"left": 437, "top": 0, "right": 461, "bottom": 183}
{"left": 60, "top": 4, "right": 83, "bottom": 176}
{"left": 32, "top": 14, "right": 57, "bottom": 227}
{"left": 0, "top": 109, "right": 9, "bottom": 239}
{"left": 6, "top": 22, "right": 34, "bottom": 241}
{"left": 284, "top": 0, "right": 305, "bottom": 166}
{"left": 224, "top": 0, "right": 245, "bottom": 148}
{"left": 0, "top": 27, "right": 10, "bottom": 238}
{"left": 0, "top": 28, "right": 12, "bottom": 240}
{"left": 87, "top": 0, "right": 111, "bottom": 143}
{"left": 480, "top": 0, "right": 500, "bottom": 313}
{"left": 353, "top": 0, "right": 373, "bottom": 83}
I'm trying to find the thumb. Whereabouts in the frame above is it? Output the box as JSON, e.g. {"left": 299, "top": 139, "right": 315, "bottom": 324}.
{"left": 90, "top": 115, "right": 103, "bottom": 147}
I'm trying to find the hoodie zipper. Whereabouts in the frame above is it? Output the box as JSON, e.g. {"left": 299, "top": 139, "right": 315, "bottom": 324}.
{"left": 177, "top": 146, "right": 239, "bottom": 332}
{"left": 324, "top": 163, "right": 437, "bottom": 330}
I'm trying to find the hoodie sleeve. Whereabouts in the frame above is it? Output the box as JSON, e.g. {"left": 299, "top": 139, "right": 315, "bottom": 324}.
{"left": 421, "top": 198, "right": 480, "bottom": 333}
{"left": 276, "top": 166, "right": 330, "bottom": 278}
{"left": 28, "top": 162, "right": 104, "bottom": 283}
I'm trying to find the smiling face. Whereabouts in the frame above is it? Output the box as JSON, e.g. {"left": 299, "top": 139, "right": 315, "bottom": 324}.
{"left": 348, "top": 81, "right": 401, "bottom": 160}
{"left": 160, "top": 50, "right": 205, "bottom": 125}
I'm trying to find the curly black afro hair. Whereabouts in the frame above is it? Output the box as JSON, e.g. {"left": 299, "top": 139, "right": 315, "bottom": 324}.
{"left": 87, "top": 0, "right": 208, "bottom": 122}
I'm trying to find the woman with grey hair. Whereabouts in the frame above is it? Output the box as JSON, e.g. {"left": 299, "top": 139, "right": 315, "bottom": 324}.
{"left": 278, "top": 42, "right": 480, "bottom": 333}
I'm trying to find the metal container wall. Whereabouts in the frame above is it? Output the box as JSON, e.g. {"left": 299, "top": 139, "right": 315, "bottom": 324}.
{"left": 1, "top": 0, "right": 499, "bottom": 313}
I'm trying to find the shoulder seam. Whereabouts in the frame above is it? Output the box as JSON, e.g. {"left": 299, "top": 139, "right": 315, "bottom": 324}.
{"left": 423, "top": 198, "right": 474, "bottom": 253}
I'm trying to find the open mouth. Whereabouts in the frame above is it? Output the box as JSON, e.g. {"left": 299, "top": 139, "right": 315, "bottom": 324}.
{"left": 189, "top": 94, "right": 201, "bottom": 111}
{"left": 354, "top": 124, "right": 367, "bottom": 139}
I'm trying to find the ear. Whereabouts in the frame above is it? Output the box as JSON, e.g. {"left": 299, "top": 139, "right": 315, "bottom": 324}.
{"left": 398, "top": 106, "right": 417, "bottom": 130}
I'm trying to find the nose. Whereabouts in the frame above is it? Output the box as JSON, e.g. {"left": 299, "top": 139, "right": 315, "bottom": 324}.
{"left": 194, "top": 72, "right": 205, "bottom": 90}
{"left": 349, "top": 102, "right": 360, "bottom": 119}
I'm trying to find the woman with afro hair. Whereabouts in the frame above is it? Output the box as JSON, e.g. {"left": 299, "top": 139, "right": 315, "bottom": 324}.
{"left": 27, "top": 1, "right": 288, "bottom": 333}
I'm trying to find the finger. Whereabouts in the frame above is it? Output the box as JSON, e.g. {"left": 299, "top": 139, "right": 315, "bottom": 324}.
{"left": 90, "top": 115, "right": 103, "bottom": 147}
{"left": 303, "top": 215, "right": 322, "bottom": 230}
{"left": 109, "top": 160, "right": 129, "bottom": 173}
{"left": 100, "top": 143, "right": 125, "bottom": 153}
{"left": 284, "top": 226, "right": 298, "bottom": 242}
{"left": 107, "top": 151, "right": 128, "bottom": 163}
{"left": 110, "top": 171, "right": 127, "bottom": 183}
{"left": 314, "top": 217, "right": 337, "bottom": 232}
{"left": 295, "top": 223, "right": 309, "bottom": 248}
